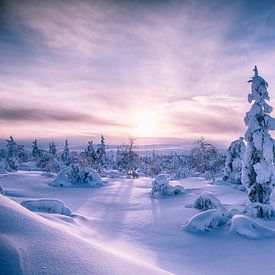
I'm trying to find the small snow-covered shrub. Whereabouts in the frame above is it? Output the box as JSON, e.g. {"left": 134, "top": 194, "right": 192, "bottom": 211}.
{"left": 194, "top": 192, "right": 225, "bottom": 211}
{"left": 223, "top": 137, "right": 245, "bottom": 184}
{"left": 244, "top": 203, "right": 274, "bottom": 218}
{"left": 182, "top": 209, "right": 229, "bottom": 232}
{"left": 21, "top": 199, "right": 72, "bottom": 216}
{"left": 51, "top": 164, "right": 103, "bottom": 187}
{"left": 149, "top": 175, "right": 184, "bottom": 198}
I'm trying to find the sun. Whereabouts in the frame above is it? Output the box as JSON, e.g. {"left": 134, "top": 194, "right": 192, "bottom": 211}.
{"left": 135, "top": 111, "right": 157, "bottom": 137}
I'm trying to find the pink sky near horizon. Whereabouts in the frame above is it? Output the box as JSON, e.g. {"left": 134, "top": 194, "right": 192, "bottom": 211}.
{"left": 1, "top": 0, "right": 275, "bottom": 146}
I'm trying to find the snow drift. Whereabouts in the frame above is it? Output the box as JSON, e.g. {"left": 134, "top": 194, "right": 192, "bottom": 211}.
{"left": 182, "top": 209, "right": 229, "bottom": 232}
{"left": 229, "top": 214, "right": 275, "bottom": 239}
{"left": 0, "top": 196, "right": 170, "bottom": 275}
{"left": 21, "top": 199, "right": 72, "bottom": 216}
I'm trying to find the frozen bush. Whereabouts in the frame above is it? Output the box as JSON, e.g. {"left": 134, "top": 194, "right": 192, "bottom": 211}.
{"left": 194, "top": 192, "right": 225, "bottom": 211}
{"left": 51, "top": 164, "right": 103, "bottom": 187}
{"left": 191, "top": 137, "right": 224, "bottom": 184}
{"left": 149, "top": 175, "right": 184, "bottom": 198}
{"left": 223, "top": 137, "right": 246, "bottom": 184}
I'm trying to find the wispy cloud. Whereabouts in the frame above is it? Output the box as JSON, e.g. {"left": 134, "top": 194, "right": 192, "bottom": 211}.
{"left": 0, "top": 105, "right": 125, "bottom": 127}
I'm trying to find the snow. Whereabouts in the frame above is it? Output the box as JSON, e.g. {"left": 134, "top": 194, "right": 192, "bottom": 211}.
{"left": 0, "top": 195, "right": 169, "bottom": 275}
{"left": 229, "top": 214, "right": 275, "bottom": 239}
{"left": 51, "top": 166, "right": 103, "bottom": 187}
{"left": 21, "top": 199, "right": 72, "bottom": 216}
{"left": 242, "top": 67, "right": 275, "bottom": 216}
{"left": 2, "top": 171, "right": 275, "bottom": 274}
{"left": 149, "top": 174, "right": 184, "bottom": 198}
{"left": 182, "top": 209, "right": 228, "bottom": 232}
{"left": 193, "top": 191, "right": 225, "bottom": 211}
{"left": 105, "top": 169, "right": 120, "bottom": 178}
{"left": 0, "top": 158, "right": 11, "bottom": 174}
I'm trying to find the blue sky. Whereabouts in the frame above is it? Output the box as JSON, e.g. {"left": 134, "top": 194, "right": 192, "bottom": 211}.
{"left": 1, "top": 0, "right": 275, "bottom": 146}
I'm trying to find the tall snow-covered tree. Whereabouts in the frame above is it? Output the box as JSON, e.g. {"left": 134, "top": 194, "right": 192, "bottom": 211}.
{"left": 86, "top": 140, "right": 95, "bottom": 157}
{"left": 223, "top": 137, "right": 246, "bottom": 184}
{"left": 242, "top": 66, "right": 275, "bottom": 218}
{"left": 61, "top": 139, "right": 70, "bottom": 166}
{"left": 6, "top": 136, "right": 17, "bottom": 159}
{"left": 6, "top": 136, "right": 18, "bottom": 170}
{"left": 32, "top": 139, "right": 40, "bottom": 158}
{"left": 96, "top": 135, "right": 107, "bottom": 167}
{"left": 49, "top": 142, "right": 57, "bottom": 156}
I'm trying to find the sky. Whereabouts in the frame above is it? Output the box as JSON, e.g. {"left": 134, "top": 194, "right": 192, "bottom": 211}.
{"left": 1, "top": 0, "right": 275, "bottom": 147}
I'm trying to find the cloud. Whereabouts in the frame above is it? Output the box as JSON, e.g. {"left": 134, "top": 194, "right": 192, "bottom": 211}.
{"left": 2, "top": 0, "right": 275, "bottom": 143}
{"left": 0, "top": 106, "right": 124, "bottom": 126}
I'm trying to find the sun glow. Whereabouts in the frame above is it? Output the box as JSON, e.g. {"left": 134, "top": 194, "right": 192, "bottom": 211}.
{"left": 135, "top": 111, "right": 158, "bottom": 137}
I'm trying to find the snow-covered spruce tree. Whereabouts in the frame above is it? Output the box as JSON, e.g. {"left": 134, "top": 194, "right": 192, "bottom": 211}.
{"left": 49, "top": 142, "right": 57, "bottom": 156}
{"left": 61, "top": 139, "right": 70, "bottom": 166}
{"left": 32, "top": 139, "right": 40, "bottom": 158}
{"left": 17, "top": 145, "right": 29, "bottom": 163}
{"left": 6, "top": 136, "right": 18, "bottom": 170}
{"left": 85, "top": 140, "right": 97, "bottom": 165}
{"left": 96, "top": 135, "right": 107, "bottom": 167}
{"left": 223, "top": 137, "right": 246, "bottom": 184}
{"left": 242, "top": 66, "right": 275, "bottom": 218}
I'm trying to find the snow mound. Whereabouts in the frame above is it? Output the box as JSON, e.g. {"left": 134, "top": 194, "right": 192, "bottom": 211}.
{"left": 149, "top": 175, "right": 184, "bottom": 198}
{"left": 194, "top": 192, "right": 225, "bottom": 211}
{"left": 182, "top": 209, "right": 229, "bottom": 232}
{"left": 21, "top": 199, "right": 72, "bottom": 216}
{"left": 51, "top": 165, "right": 103, "bottom": 187}
{"left": 229, "top": 214, "right": 275, "bottom": 239}
{"left": 0, "top": 196, "right": 170, "bottom": 275}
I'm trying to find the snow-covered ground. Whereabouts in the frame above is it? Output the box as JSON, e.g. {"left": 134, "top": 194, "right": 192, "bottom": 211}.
{"left": 2, "top": 171, "right": 275, "bottom": 274}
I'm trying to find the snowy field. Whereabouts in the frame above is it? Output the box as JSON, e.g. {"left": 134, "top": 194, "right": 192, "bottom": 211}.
{"left": 2, "top": 171, "right": 275, "bottom": 275}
